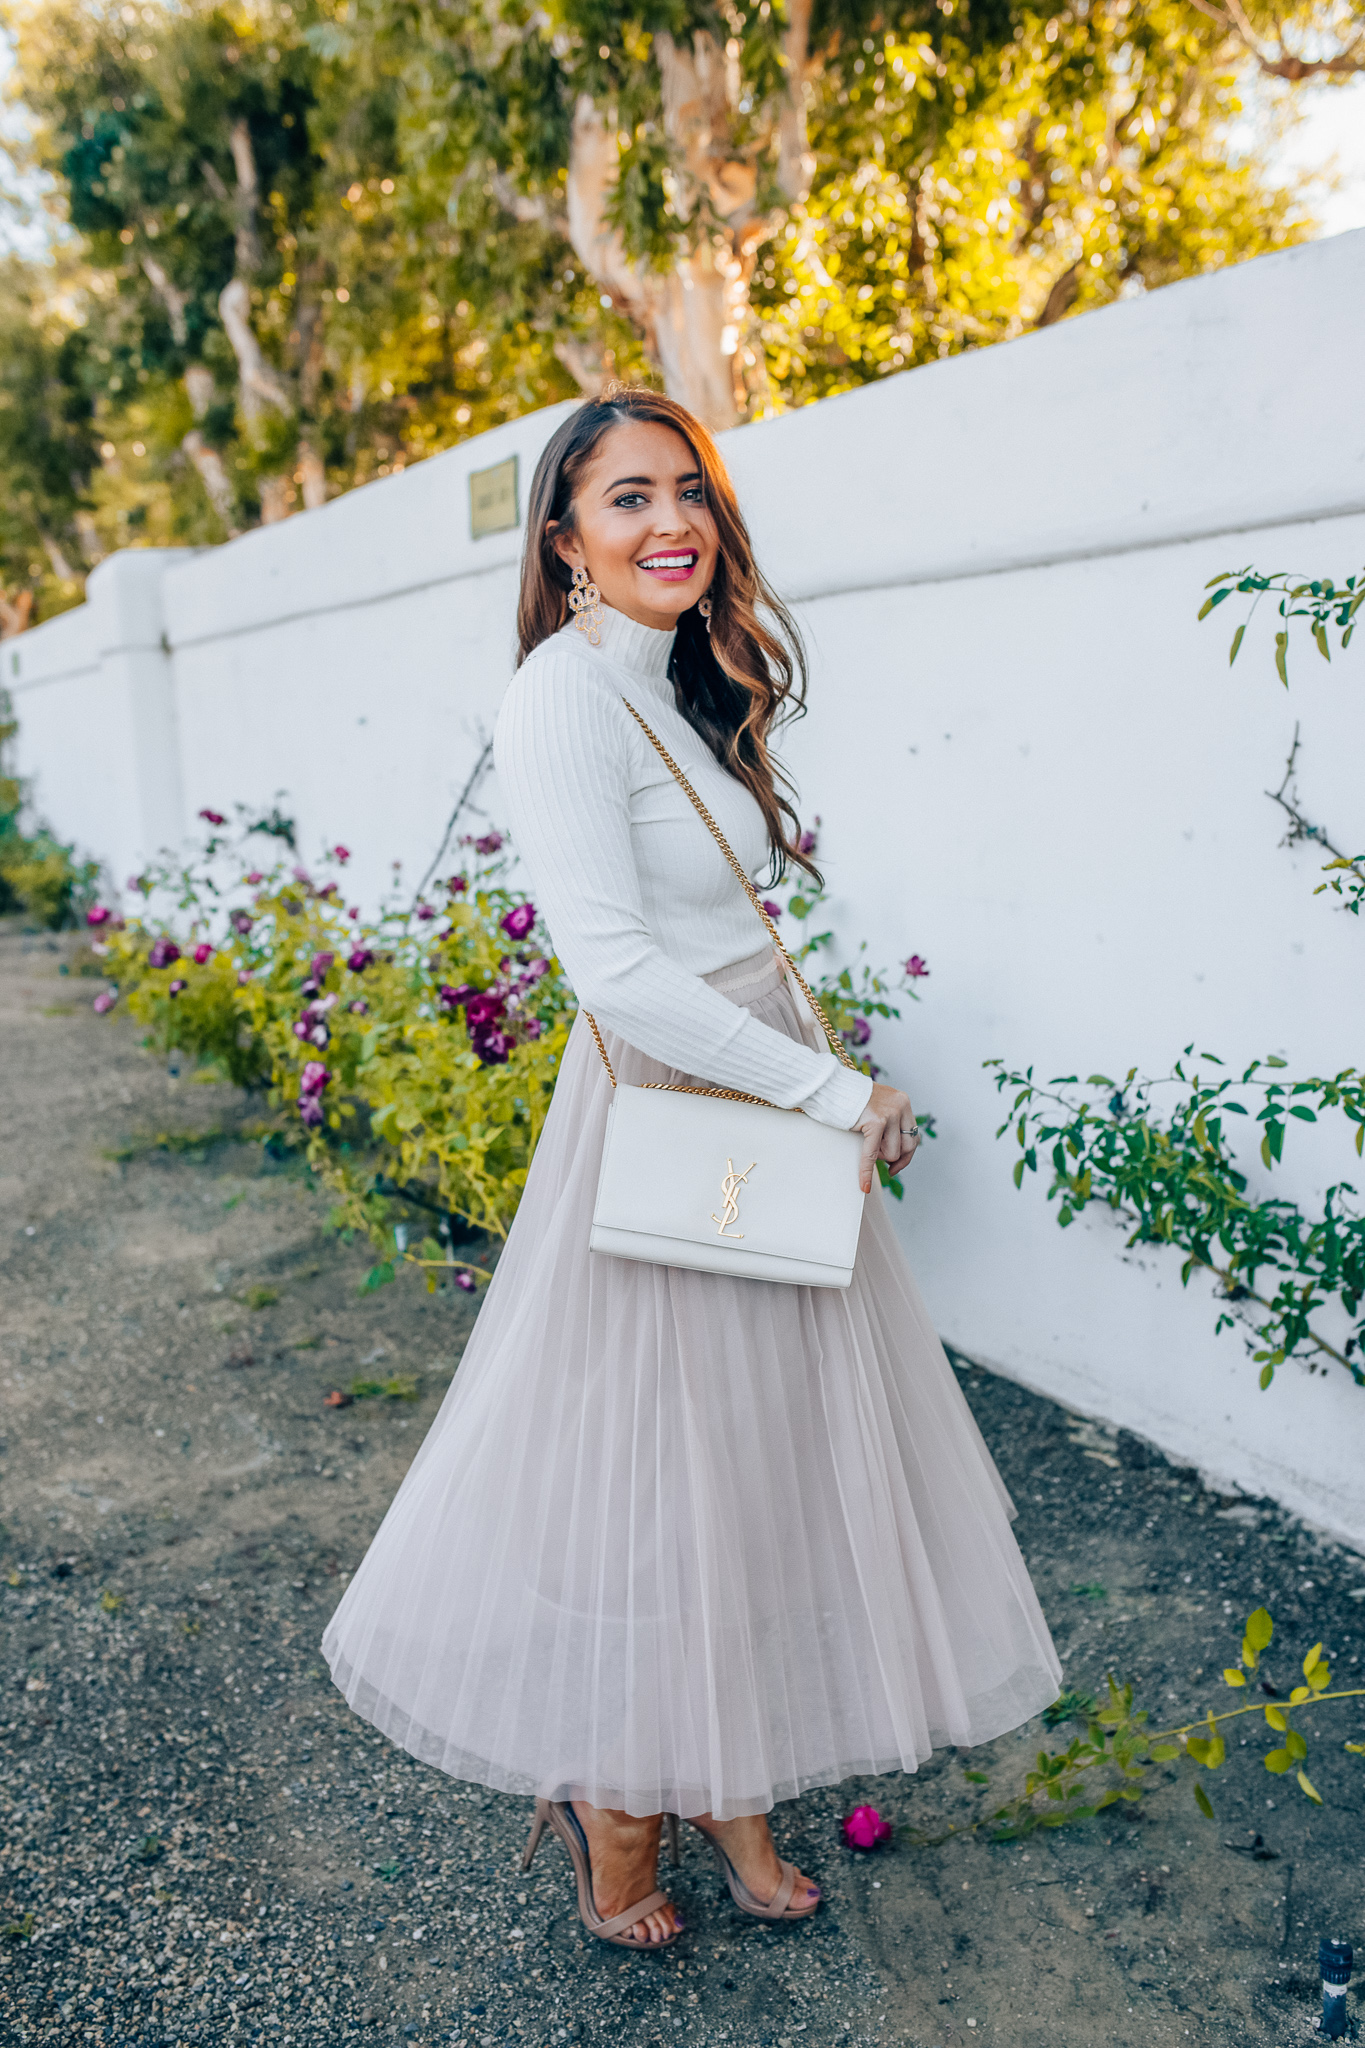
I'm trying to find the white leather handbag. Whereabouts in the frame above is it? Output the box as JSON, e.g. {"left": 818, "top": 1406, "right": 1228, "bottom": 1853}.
{"left": 587, "top": 699, "right": 868, "bottom": 1289}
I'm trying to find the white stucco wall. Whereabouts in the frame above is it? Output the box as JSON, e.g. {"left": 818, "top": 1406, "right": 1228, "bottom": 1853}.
{"left": 9, "top": 230, "right": 1365, "bottom": 1542}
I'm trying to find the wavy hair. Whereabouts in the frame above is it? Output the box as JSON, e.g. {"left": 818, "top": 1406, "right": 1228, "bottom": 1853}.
{"left": 516, "top": 387, "right": 818, "bottom": 884}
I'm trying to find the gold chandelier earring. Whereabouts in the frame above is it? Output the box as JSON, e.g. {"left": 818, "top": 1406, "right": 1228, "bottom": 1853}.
{"left": 698, "top": 596, "right": 713, "bottom": 634}
{"left": 568, "top": 564, "right": 603, "bottom": 646}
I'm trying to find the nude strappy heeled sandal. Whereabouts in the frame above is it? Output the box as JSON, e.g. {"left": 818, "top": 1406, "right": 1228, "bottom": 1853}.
{"left": 521, "top": 1800, "right": 684, "bottom": 1949}
{"left": 683, "top": 1817, "right": 820, "bottom": 1922}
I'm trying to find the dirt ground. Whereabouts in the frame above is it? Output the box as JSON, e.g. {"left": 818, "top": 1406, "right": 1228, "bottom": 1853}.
{"left": 3, "top": 913, "right": 1365, "bottom": 2048}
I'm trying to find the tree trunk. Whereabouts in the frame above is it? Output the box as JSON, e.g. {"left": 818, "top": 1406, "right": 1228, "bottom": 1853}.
{"left": 564, "top": 16, "right": 812, "bottom": 432}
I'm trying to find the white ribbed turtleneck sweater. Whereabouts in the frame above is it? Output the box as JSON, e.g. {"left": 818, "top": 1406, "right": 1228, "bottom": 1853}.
{"left": 493, "top": 603, "right": 874, "bottom": 1131}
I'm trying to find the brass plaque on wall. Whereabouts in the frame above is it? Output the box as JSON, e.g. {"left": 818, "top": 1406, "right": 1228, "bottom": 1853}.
{"left": 469, "top": 455, "right": 519, "bottom": 539}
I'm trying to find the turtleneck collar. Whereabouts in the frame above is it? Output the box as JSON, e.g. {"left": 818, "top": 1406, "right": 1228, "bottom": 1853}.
{"left": 562, "top": 600, "right": 678, "bottom": 697}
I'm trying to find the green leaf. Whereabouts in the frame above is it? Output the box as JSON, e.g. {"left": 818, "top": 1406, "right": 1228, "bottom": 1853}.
{"left": 1149, "top": 1743, "right": 1179, "bottom": 1762}
{"left": 359, "top": 1260, "right": 396, "bottom": 1294}
{"left": 1313, "top": 621, "right": 1330, "bottom": 662}
{"left": 1013, "top": 1158, "right": 1026, "bottom": 1189}
{"left": 1263, "top": 1056, "right": 1288, "bottom": 1068}
{"left": 963, "top": 1770, "right": 990, "bottom": 1784}
{"left": 1259, "top": 1362, "right": 1275, "bottom": 1390}
{"left": 1264, "top": 1704, "right": 1287, "bottom": 1732}
{"left": 1285, "top": 1728, "right": 1307, "bottom": 1762}
{"left": 1228, "top": 623, "right": 1245, "bottom": 665}
{"left": 1222, "top": 1668, "right": 1246, "bottom": 1687}
{"left": 1297, "top": 1768, "right": 1323, "bottom": 1805}
{"left": 1244, "top": 1607, "right": 1273, "bottom": 1653}
{"left": 1263, "top": 1747, "right": 1292, "bottom": 1775}
{"left": 1193, "top": 1783, "right": 1215, "bottom": 1819}
{"left": 1275, "top": 630, "right": 1288, "bottom": 686}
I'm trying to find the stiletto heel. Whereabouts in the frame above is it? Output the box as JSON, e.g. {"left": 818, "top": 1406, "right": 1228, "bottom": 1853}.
{"left": 529, "top": 1801, "right": 684, "bottom": 1949}
{"left": 687, "top": 1819, "right": 820, "bottom": 1922}
{"left": 521, "top": 1798, "right": 549, "bottom": 1873}
{"left": 665, "top": 1813, "right": 681, "bottom": 1868}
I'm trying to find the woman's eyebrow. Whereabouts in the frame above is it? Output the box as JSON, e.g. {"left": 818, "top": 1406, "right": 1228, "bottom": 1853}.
{"left": 604, "top": 469, "right": 703, "bottom": 491}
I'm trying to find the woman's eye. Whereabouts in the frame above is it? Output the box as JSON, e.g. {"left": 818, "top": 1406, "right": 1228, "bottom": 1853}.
{"left": 682, "top": 486, "right": 704, "bottom": 503}
{"left": 613, "top": 492, "right": 647, "bottom": 508}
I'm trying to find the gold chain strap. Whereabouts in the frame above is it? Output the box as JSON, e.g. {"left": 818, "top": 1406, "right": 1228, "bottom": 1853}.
{"left": 583, "top": 696, "right": 860, "bottom": 1095}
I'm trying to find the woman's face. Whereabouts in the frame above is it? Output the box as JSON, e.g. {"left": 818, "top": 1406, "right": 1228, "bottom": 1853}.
{"left": 550, "top": 419, "right": 719, "bottom": 635}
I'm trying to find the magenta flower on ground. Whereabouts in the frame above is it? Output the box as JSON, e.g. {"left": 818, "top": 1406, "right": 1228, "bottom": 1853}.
{"left": 333, "top": 845, "right": 351, "bottom": 863}
{"left": 93, "top": 989, "right": 118, "bottom": 1015}
{"left": 437, "top": 982, "right": 475, "bottom": 1013}
{"left": 229, "top": 910, "right": 253, "bottom": 936}
{"left": 346, "top": 947, "right": 375, "bottom": 973}
{"left": 415, "top": 903, "right": 437, "bottom": 922}
{"left": 842, "top": 1806, "right": 892, "bottom": 1851}
{"left": 904, "top": 955, "right": 930, "bottom": 979}
{"left": 447, "top": 874, "right": 468, "bottom": 895}
{"left": 148, "top": 937, "right": 180, "bottom": 970}
{"left": 86, "top": 905, "right": 111, "bottom": 927}
{"left": 348, "top": 999, "right": 369, "bottom": 1015}
{"left": 761, "top": 899, "right": 782, "bottom": 919}
{"left": 455, "top": 1271, "right": 477, "bottom": 1293}
{"left": 844, "top": 1016, "right": 872, "bottom": 1047}
{"left": 198, "top": 808, "right": 227, "bottom": 827}
{"left": 193, "top": 943, "right": 213, "bottom": 965}
{"left": 500, "top": 903, "right": 536, "bottom": 941}
{"left": 524, "top": 1018, "right": 542, "bottom": 1039}
{"left": 298, "top": 1095, "right": 325, "bottom": 1128}
{"left": 299, "top": 1061, "right": 329, "bottom": 1098}
{"left": 472, "top": 831, "right": 503, "bottom": 856}
{"left": 310, "top": 952, "right": 335, "bottom": 982}
{"left": 168, "top": 978, "right": 187, "bottom": 997}
{"left": 245, "top": 870, "right": 264, "bottom": 886}
{"left": 237, "top": 969, "right": 252, "bottom": 985}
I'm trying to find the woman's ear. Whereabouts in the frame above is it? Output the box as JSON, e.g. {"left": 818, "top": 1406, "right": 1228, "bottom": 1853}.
{"left": 547, "top": 521, "right": 584, "bottom": 571}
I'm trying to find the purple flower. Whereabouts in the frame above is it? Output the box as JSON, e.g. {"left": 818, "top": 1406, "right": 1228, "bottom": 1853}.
{"left": 198, "top": 808, "right": 227, "bottom": 827}
{"left": 148, "top": 937, "right": 180, "bottom": 970}
{"left": 346, "top": 947, "right": 375, "bottom": 973}
{"left": 473, "top": 831, "right": 503, "bottom": 856}
{"left": 524, "top": 1018, "right": 542, "bottom": 1039}
{"left": 500, "top": 902, "right": 536, "bottom": 942}
{"left": 237, "top": 969, "right": 252, "bottom": 985}
{"left": 437, "top": 982, "right": 476, "bottom": 1013}
{"left": 310, "top": 952, "right": 335, "bottom": 982}
{"left": 455, "top": 1271, "right": 476, "bottom": 1293}
{"left": 299, "top": 1061, "right": 330, "bottom": 1097}
{"left": 292, "top": 865, "right": 311, "bottom": 885}
{"left": 168, "top": 978, "right": 187, "bottom": 997}
{"left": 798, "top": 820, "right": 820, "bottom": 856}
{"left": 842, "top": 1805, "right": 892, "bottom": 1851}
{"left": 193, "top": 942, "right": 213, "bottom": 965}
{"left": 245, "top": 870, "right": 264, "bottom": 886}
{"left": 348, "top": 998, "right": 369, "bottom": 1015}
{"left": 298, "top": 1094, "right": 325, "bottom": 1128}
{"left": 447, "top": 874, "right": 468, "bottom": 895}
{"left": 470, "top": 1026, "right": 511, "bottom": 1066}
{"left": 844, "top": 1016, "right": 872, "bottom": 1047}
{"left": 229, "top": 910, "right": 253, "bottom": 936}
{"left": 761, "top": 899, "right": 782, "bottom": 919}
{"left": 465, "top": 991, "right": 506, "bottom": 1027}
{"left": 333, "top": 844, "right": 351, "bottom": 863}
{"left": 93, "top": 989, "right": 118, "bottom": 1015}
{"left": 86, "top": 905, "right": 112, "bottom": 927}
{"left": 415, "top": 903, "right": 437, "bottom": 922}
{"left": 521, "top": 957, "right": 550, "bottom": 983}
{"left": 904, "top": 954, "right": 930, "bottom": 979}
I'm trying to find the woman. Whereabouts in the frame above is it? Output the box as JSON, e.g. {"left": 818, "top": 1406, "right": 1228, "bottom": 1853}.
{"left": 323, "top": 388, "right": 1060, "bottom": 1953}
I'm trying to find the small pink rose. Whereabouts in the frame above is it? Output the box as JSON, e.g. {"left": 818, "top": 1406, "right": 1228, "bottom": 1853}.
{"left": 841, "top": 1805, "right": 892, "bottom": 1851}
{"left": 333, "top": 844, "right": 351, "bottom": 862}
{"left": 761, "top": 899, "right": 782, "bottom": 919}
{"left": 93, "top": 989, "right": 118, "bottom": 1015}
{"left": 198, "top": 808, "right": 227, "bottom": 827}
{"left": 86, "top": 905, "right": 112, "bottom": 926}
{"left": 193, "top": 943, "right": 213, "bottom": 965}
{"left": 455, "top": 1271, "right": 476, "bottom": 1293}
{"left": 905, "top": 954, "right": 930, "bottom": 979}
{"left": 245, "top": 871, "right": 264, "bottom": 886}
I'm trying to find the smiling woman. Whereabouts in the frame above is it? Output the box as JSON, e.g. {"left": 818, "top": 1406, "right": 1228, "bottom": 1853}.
{"left": 323, "top": 385, "right": 1061, "bottom": 1966}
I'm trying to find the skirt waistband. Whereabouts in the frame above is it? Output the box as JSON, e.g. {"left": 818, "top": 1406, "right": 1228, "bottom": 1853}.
{"left": 702, "top": 945, "right": 784, "bottom": 1004}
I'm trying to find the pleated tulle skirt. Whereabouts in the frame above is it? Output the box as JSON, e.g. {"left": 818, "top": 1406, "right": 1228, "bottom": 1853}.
{"left": 322, "top": 947, "right": 1061, "bottom": 1819}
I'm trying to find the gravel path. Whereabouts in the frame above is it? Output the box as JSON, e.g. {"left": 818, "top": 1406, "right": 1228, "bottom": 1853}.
{"left": 3, "top": 917, "right": 1364, "bottom": 2048}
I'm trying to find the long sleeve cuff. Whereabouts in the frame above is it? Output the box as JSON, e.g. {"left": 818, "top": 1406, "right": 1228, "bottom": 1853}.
{"left": 800, "top": 1058, "right": 874, "bottom": 1131}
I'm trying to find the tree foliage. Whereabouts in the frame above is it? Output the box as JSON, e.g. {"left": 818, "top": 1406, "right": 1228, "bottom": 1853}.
{"left": 0, "top": 0, "right": 1338, "bottom": 605}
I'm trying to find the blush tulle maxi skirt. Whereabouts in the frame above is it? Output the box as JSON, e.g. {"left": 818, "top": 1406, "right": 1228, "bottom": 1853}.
{"left": 322, "top": 947, "right": 1061, "bottom": 1819}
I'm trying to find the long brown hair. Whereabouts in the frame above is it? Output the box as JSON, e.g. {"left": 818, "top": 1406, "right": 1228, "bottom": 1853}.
{"left": 516, "top": 387, "right": 819, "bottom": 884}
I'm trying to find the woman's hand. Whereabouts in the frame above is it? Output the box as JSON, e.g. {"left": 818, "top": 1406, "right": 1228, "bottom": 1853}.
{"left": 855, "top": 1081, "right": 922, "bottom": 1194}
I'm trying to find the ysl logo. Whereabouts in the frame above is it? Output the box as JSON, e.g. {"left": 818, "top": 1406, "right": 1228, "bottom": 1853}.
{"left": 711, "top": 1158, "right": 756, "bottom": 1239}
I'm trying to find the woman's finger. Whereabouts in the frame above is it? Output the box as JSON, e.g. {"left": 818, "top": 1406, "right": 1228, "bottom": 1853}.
{"left": 858, "top": 1117, "right": 885, "bottom": 1193}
